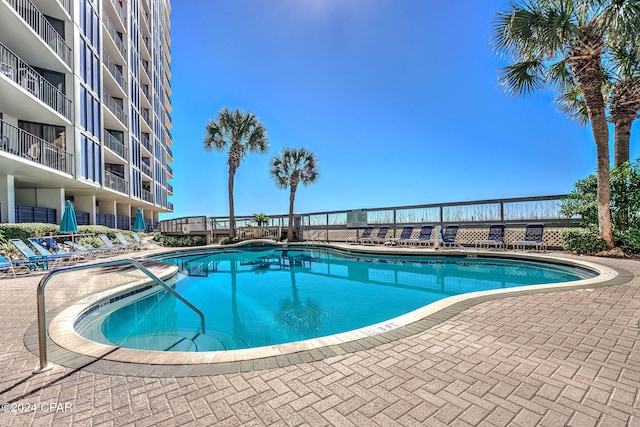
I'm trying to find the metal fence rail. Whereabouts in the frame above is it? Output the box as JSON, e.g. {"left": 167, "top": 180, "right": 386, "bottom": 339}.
{"left": 159, "top": 195, "right": 579, "bottom": 247}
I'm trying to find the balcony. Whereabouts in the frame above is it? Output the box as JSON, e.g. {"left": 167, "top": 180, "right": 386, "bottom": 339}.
{"left": 140, "top": 160, "right": 152, "bottom": 177}
{"left": 105, "top": 170, "right": 127, "bottom": 194}
{"left": 167, "top": 182, "right": 173, "bottom": 193}
{"left": 141, "top": 84, "right": 150, "bottom": 102}
{"left": 166, "top": 164, "right": 173, "bottom": 175}
{"left": 107, "top": 0, "right": 126, "bottom": 27}
{"left": 103, "top": 90, "right": 127, "bottom": 125}
{"left": 141, "top": 108, "right": 150, "bottom": 125}
{"left": 5, "top": 0, "right": 72, "bottom": 67}
{"left": 0, "top": 119, "right": 73, "bottom": 174}
{"left": 103, "top": 13, "right": 126, "bottom": 60}
{"left": 103, "top": 130, "right": 127, "bottom": 160}
{"left": 167, "top": 201, "right": 174, "bottom": 211}
{"left": 141, "top": 188, "right": 153, "bottom": 203}
{"left": 0, "top": 44, "right": 72, "bottom": 120}
{"left": 140, "top": 133, "right": 151, "bottom": 152}
{"left": 102, "top": 48, "right": 126, "bottom": 92}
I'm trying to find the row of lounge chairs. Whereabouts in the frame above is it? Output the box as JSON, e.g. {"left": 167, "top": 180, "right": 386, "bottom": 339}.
{"left": 0, "top": 232, "right": 152, "bottom": 277}
{"left": 348, "top": 224, "right": 546, "bottom": 250}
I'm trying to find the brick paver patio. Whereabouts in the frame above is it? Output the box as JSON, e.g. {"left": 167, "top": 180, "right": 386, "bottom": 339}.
{"left": 0, "top": 249, "right": 638, "bottom": 426}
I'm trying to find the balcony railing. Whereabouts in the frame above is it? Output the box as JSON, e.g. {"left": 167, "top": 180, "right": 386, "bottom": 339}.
{"left": 140, "top": 161, "right": 152, "bottom": 177}
{"left": 102, "top": 48, "right": 126, "bottom": 91}
{"left": 141, "top": 60, "right": 150, "bottom": 78}
{"left": 103, "top": 130, "right": 127, "bottom": 159}
{"left": 6, "top": 0, "right": 72, "bottom": 67}
{"left": 108, "top": 0, "right": 126, "bottom": 26}
{"left": 105, "top": 170, "right": 127, "bottom": 194}
{"left": 141, "top": 188, "right": 153, "bottom": 203}
{"left": 166, "top": 164, "right": 173, "bottom": 175}
{"left": 140, "top": 133, "right": 151, "bottom": 151}
{"left": 56, "top": 0, "right": 71, "bottom": 17}
{"left": 103, "top": 13, "right": 126, "bottom": 59}
{"left": 166, "top": 145, "right": 173, "bottom": 158}
{"left": 167, "top": 183, "right": 173, "bottom": 193}
{"left": 141, "top": 108, "right": 150, "bottom": 125}
{"left": 140, "top": 10, "right": 151, "bottom": 34}
{"left": 103, "top": 90, "right": 127, "bottom": 125}
{"left": 141, "top": 35, "right": 151, "bottom": 56}
{"left": 0, "top": 119, "right": 73, "bottom": 174}
{"left": 141, "top": 85, "right": 150, "bottom": 101}
{"left": 167, "top": 201, "right": 174, "bottom": 211}
{"left": 0, "top": 44, "right": 72, "bottom": 120}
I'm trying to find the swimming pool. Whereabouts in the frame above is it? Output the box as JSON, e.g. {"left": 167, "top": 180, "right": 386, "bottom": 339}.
{"left": 74, "top": 246, "right": 598, "bottom": 353}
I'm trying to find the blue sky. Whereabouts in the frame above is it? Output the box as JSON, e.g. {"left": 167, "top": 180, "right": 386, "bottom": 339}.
{"left": 164, "top": 0, "right": 639, "bottom": 219}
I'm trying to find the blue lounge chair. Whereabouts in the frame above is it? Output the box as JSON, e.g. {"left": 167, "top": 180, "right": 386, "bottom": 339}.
{"left": 405, "top": 225, "right": 434, "bottom": 247}
{"left": 513, "top": 224, "right": 545, "bottom": 251}
{"left": 440, "top": 225, "right": 460, "bottom": 248}
{"left": 115, "top": 233, "right": 142, "bottom": 251}
{"left": 361, "top": 226, "right": 389, "bottom": 245}
{"left": 347, "top": 226, "right": 373, "bottom": 245}
{"left": 475, "top": 224, "right": 505, "bottom": 249}
{"left": 389, "top": 226, "right": 414, "bottom": 246}
{"left": 99, "top": 234, "right": 128, "bottom": 253}
{"left": 64, "top": 241, "right": 111, "bottom": 258}
{"left": 0, "top": 254, "right": 32, "bottom": 277}
{"left": 131, "top": 232, "right": 152, "bottom": 249}
{"left": 9, "top": 239, "right": 49, "bottom": 270}
{"left": 27, "top": 238, "right": 87, "bottom": 265}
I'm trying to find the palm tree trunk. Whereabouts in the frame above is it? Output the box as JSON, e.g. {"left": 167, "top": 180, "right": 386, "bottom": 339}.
{"left": 591, "top": 112, "right": 614, "bottom": 249}
{"left": 228, "top": 166, "right": 236, "bottom": 239}
{"left": 613, "top": 119, "right": 632, "bottom": 167}
{"left": 288, "top": 185, "right": 296, "bottom": 242}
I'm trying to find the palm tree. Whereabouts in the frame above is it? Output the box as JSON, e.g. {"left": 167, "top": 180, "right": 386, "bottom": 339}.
{"left": 556, "top": 41, "right": 639, "bottom": 168}
{"left": 270, "top": 148, "right": 319, "bottom": 242}
{"left": 203, "top": 108, "right": 269, "bottom": 239}
{"left": 608, "top": 37, "right": 640, "bottom": 167}
{"left": 493, "top": 0, "right": 640, "bottom": 249}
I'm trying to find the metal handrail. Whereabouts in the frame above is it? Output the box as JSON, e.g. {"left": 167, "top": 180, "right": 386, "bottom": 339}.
{"left": 34, "top": 258, "right": 206, "bottom": 373}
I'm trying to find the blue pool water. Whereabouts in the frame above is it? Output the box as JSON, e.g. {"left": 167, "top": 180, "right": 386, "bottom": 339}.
{"left": 75, "top": 247, "right": 596, "bottom": 352}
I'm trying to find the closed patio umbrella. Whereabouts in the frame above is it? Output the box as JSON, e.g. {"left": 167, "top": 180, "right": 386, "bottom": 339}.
{"left": 132, "top": 208, "right": 146, "bottom": 231}
{"left": 60, "top": 200, "right": 78, "bottom": 234}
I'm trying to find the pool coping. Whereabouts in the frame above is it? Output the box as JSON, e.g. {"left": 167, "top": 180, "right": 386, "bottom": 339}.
{"left": 24, "top": 244, "right": 634, "bottom": 377}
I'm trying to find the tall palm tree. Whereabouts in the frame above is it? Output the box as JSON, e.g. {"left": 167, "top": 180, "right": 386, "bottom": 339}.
{"left": 608, "top": 37, "right": 640, "bottom": 166}
{"left": 203, "top": 108, "right": 268, "bottom": 239}
{"left": 270, "top": 148, "right": 319, "bottom": 242}
{"left": 556, "top": 41, "right": 639, "bottom": 167}
{"left": 493, "top": 0, "right": 640, "bottom": 249}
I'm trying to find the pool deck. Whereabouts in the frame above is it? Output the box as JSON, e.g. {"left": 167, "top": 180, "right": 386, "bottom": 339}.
{"left": 0, "top": 245, "right": 639, "bottom": 426}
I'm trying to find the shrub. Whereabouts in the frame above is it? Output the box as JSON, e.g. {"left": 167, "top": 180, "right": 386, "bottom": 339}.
{"left": 0, "top": 223, "right": 60, "bottom": 240}
{"left": 561, "top": 160, "right": 640, "bottom": 231}
{"left": 0, "top": 242, "right": 21, "bottom": 260}
{"left": 613, "top": 229, "right": 640, "bottom": 255}
{"left": 154, "top": 234, "right": 205, "bottom": 247}
{"left": 220, "top": 236, "right": 240, "bottom": 245}
{"left": 560, "top": 228, "right": 608, "bottom": 254}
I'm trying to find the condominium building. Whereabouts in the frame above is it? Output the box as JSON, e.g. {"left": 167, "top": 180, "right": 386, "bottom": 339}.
{"left": 0, "top": 0, "right": 173, "bottom": 229}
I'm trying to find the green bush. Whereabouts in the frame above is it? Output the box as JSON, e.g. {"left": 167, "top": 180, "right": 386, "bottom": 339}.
{"left": 0, "top": 242, "right": 21, "bottom": 260}
{"left": 220, "top": 236, "right": 240, "bottom": 245}
{"left": 0, "top": 223, "right": 60, "bottom": 240}
{"left": 613, "top": 229, "right": 640, "bottom": 255}
{"left": 560, "top": 228, "right": 608, "bottom": 254}
{"left": 154, "top": 234, "right": 205, "bottom": 247}
{"left": 78, "top": 236, "right": 105, "bottom": 249}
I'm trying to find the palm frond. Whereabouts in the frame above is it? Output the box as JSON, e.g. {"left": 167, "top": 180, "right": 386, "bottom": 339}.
{"left": 270, "top": 148, "right": 319, "bottom": 190}
{"left": 499, "top": 59, "right": 546, "bottom": 96}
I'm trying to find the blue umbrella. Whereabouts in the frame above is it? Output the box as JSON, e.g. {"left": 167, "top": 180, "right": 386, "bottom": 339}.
{"left": 59, "top": 200, "right": 78, "bottom": 234}
{"left": 132, "top": 208, "right": 146, "bottom": 231}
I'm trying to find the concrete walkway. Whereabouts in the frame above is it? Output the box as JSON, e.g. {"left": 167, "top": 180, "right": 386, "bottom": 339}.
{"left": 0, "top": 250, "right": 638, "bottom": 426}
